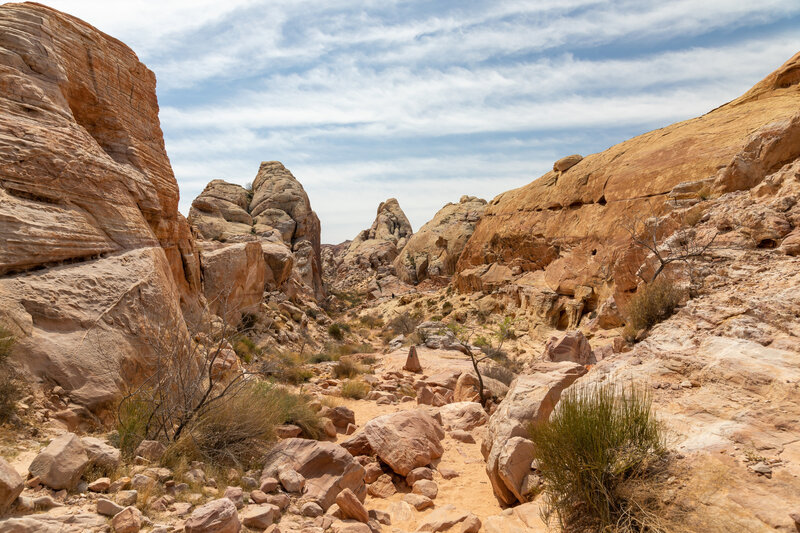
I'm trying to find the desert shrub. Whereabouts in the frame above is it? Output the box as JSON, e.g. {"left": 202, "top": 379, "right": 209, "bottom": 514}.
{"left": 311, "top": 342, "right": 371, "bottom": 363}
{"left": 387, "top": 311, "right": 421, "bottom": 336}
{"left": 328, "top": 322, "right": 351, "bottom": 341}
{"left": 530, "top": 383, "right": 665, "bottom": 532}
{"left": 359, "top": 314, "right": 384, "bottom": 328}
{"left": 0, "top": 327, "right": 21, "bottom": 424}
{"left": 341, "top": 379, "right": 371, "bottom": 400}
{"left": 624, "top": 278, "right": 682, "bottom": 339}
{"left": 166, "top": 381, "right": 322, "bottom": 468}
{"left": 360, "top": 355, "right": 377, "bottom": 366}
{"left": 232, "top": 336, "right": 259, "bottom": 364}
{"left": 261, "top": 351, "right": 313, "bottom": 384}
{"left": 306, "top": 308, "right": 318, "bottom": 319}
{"left": 441, "top": 301, "right": 453, "bottom": 315}
{"left": 397, "top": 383, "right": 417, "bottom": 398}
{"left": 116, "top": 395, "right": 156, "bottom": 457}
{"left": 332, "top": 358, "right": 364, "bottom": 379}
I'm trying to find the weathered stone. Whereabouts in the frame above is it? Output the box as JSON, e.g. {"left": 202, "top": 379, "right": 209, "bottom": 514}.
{"left": 367, "top": 474, "right": 396, "bottom": 498}
{"left": 404, "top": 346, "right": 422, "bottom": 373}
{"left": 342, "top": 410, "right": 444, "bottom": 476}
{"left": 111, "top": 506, "right": 142, "bottom": 533}
{"left": 240, "top": 503, "right": 280, "bottom": 530}
{"left": 0, "top": 457, "right": 23, "bottom": 513}
{"left": 543, "top": 331, "right": 594, "bottom": 365}
{"left": 28, "top": 433, "right": 89, "bottom": 490}
{"left": 184, "top": 498, "right": 241, "bottom": 533}
{"left": 261, "top": 439, "right": 366, "bottom": 510}
{"left": 97, "top": 498, "right": 124, "bottom": 517}
{"left": 81, "top": 438, "right": 121, "bottom": 473}
{"left": 404, "top": 492, "right": 434, "bottom": 511}
{"left": 440, "top": 401, "right": 488, "bottom": 431}
{"left": 412, "top": 479, "right": 438, "bottom": 499}
{"left": 335, "top": 488, "right": 369, "bottom": 523}
{"left": 277, "top": 468, "right": 305, "bottom": 493}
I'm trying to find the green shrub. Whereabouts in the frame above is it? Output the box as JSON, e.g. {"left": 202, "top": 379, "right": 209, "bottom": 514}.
{"left": 624, "top": 278, "right": 681, "bottom": 340}
{"left": 328, "top": 323, "right": 347, "bottom": 340}
{"left": 341, "top": 379, "right": 371, "bottom": 400}
{"left": 232, "top": 336, "right": 259, "bottom": 364}
{"left": 530, "top": 383, "right": 665, "bottom": 532}
{"left": 116, "top": 395, "right": 155, "bottom": 457}
{"left": 332, "top": 358, "right": 364, "bottom": 379}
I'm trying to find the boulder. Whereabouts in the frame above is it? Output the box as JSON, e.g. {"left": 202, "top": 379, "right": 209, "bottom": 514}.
{"left": 416, "top": 505, "right": 479, "bottom": 532}
{"left": 0, "top": 457, "right": 23, "bottom": 513}
{"left": 440, "top": 402, "right": 489, "bottom": 431}
{"left": 543, "top": 331, "right": 595, "bottom": 365}
{"left": 134, "top": 440, "right": 166, "bottom": 463}
{"left": 453, "top": 372, "right": 508, "bottom": 403}
{"left": 111, "top": 506, "right": 142, "bottom": 533}
{"left": 553, "top": 154, "right": 583, "bottom": 172}
{"left": 81, "top": 438, "right": 121, "bottom": 473}
{"left": 184, "top": 498, "right": 241, "bottom": 533}
{"left": 342, "top": 410, "right": 444, "bottom": 476}
{"left": 484, "top": 362, "right": 586, "bottom": 505}
{"left": 412, "top": 479, "right": 438, "bottom": 499}
{"left": 367, "top": 474, "right": 396, "bottom": 498}
{"left": 335, "top": 488, "right": 369, "bottom": 523}
{"left": 780, "top": 228, "right": 800, "bottom": 255}
{"left": 240, "top": 504, "right": 280, "bottom": 530}
{"left": 28, "top": 433, "right": 89, "bottom": 490}
{"left": 261, "top": 439, "right": 366, "bottom": 510}
{"left": 199, "top": 242, "right": 267, "bottom": 323}
{"left": 320, "top": 406, "right": 356, "bottom": 430}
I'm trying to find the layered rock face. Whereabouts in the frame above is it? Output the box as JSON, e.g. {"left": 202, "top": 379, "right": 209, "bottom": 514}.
{"left": 455, "top": 51, "right": 800, "bottom": 330}
{"left": 0, "top": 3, "right": 199, "bottom": 411}
{"left": 394, "top": 195, "right": 487, "bottom": 284}
{"left": 189, "top": 163, "right": 324, "bottom": 301}
{"left": 324, "top": 198, "right": 415, "bottom": 299}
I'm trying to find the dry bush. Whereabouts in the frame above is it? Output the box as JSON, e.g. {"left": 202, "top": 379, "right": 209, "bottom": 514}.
{"left": 530, "top": 382, "right": 666, "bottom": 532}
{"left": 232, "top": 336, "right": 260, "bottom": 364}
{"left": 328, "top": 322, "right": 347, "bottom": 341}
{"left": 387, "top": 311, "right": 421, "bottom": 336}
{"left": 0, "top": 326, "right": 21, "bottom": 424}
{"left": 260, "top": 351, "right": 313, "bottom": 384}
{"left": 332, "top": 357, "right": 365, "bottom": 379}
{"left": 359, "top": 314, "right": 384, "bottom": 329}
{"left": 624, "top": 278, "right": 682, "bottom": 340}
{"left": 340, "top": 380, "right": 371, "bottom": 400}
{"left": 165, "top": 381, "right": 323, "bottom": 469}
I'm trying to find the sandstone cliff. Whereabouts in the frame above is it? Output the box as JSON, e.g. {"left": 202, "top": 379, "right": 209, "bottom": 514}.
{"left": 0, "top": 2, "right": 200, "bottom": 411}
{"left": 455, "top": 51, "right": 800, "bottom": 330}
{"left": 394, "top": 195, "right": 487, "bottom": 284}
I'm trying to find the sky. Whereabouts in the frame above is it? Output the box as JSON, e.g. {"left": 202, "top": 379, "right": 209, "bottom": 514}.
{"left": 17, "top": 1, "right": 800, "bottom": 243}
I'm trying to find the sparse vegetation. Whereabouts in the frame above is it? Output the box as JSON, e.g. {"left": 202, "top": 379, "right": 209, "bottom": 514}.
{"left": 0, "top": 326, "right": 21, "bottom": 424}
{"left": 388, "top": 311, "right": 421, "bottom": 336}
{"left": 623, "top": 278, "right": 682, "bottom": 340}
{"left": 530, "top": 382, "right": 666, "bottom": 532}
{"left": 232, "top": 335, "right": 259, "bottom": 364}
{"left": 332, "top": 357, "right": 365, "bottom": 379}
{"left": 340, "top": 379, "right": 371, "bottom": 399}
{"left": 260, "top": 350, "right": 314, "bottom": 384}
{"left": 328, "top": 322, "right": 350, "bottom": 341}
{"left": 359, "top": 313, "right": 384, "bottom": 328}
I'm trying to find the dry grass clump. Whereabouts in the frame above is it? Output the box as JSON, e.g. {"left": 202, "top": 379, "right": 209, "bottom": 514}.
{"left": 232, "top": 335, "right": 260, "bottom": 364}
{"left": 623, "top": 278, "right": 682, "bottom": 340}
{"left": 332, "top": 357, "right": 366, "bottom": 379}
{"left": 260, "top": 350, "right": 313, "bottom": 384}
{"left": 328, "top": 322, "right": 351, "bottom": 340}
{"left": 163, "top": 381, "right": 323, "bottom": 469}
{"left": 359, "top": 313, "right": 384, "bottom": 329}
{"left": 387, "top": 311, "right": 421, "bottom": 336}
{"left": 340, "top": 379, "right": 371, "bottom": 400}
{"left": 530, "top": 382, "right": 667, "bottom": 532}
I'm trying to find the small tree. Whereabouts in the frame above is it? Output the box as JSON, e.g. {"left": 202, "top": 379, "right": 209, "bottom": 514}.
{"left": 623, "top": 210, "right": 717, "bottom": 284}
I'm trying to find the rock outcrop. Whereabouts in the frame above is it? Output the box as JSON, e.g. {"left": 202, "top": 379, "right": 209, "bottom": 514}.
{"left": 324, "top": 198, "right": 414, "bottom": 299}
{"left": 188, "top": 162, "right": 324, "bottom": 300}
{"left": 0, "top": 2, "right": 202, "bottom": 412}
{"left": 455, "top": 51, "right": 800, "bottom": 331}
{"left": 394, "top": 196, "right": 487, "bottom": 284}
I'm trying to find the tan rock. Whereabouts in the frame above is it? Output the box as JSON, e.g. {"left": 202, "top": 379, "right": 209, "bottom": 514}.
{"left": 416, "top": 505, "right": 477, "bottom": 532}
{"left": 111, "top": 506, "right": 142, "bottom": 533}
{"left": 81, "top": 437, "right": 121, "bottom": 473}
{"left": 240, "top": 504, "right": 280, "bottom": 530}
{"left": 134, "top": 440, "right": 166, "bottom": 463}
{"left": 404, "top": 346, "right": 422, "bottom": 373}
{"left": 342, "top": 410, "right": 444, "bottom": 476}
{"left": 553, "top": 154, "right": 583, "bottom": 172}
{"left": 485, "top": 363, "right": 586, "bottom": 504}
{"left": 261, "top": 439, "right": 366, "bottom": 510}
{"left": 28, "top": 433, "right": 89, "bottom": 491}
{"left": 404, "top": 493, "right": 434, "bottom": 511}
{"left": 440, "top": 401, "right": 489, "bottom": 431}
{"left": 780, "top": 228, "right": 800, "bottom": 255}
{"left": 543, "top": 331, "right": 594, "bottom": 365}
{"left": 0, "top": 457, "right": 23, "bottom": 513}
{"left": 184, "top": 498, "right": 240, "bottom": 533}
{"left": 199, "top": 242, "right": 267, "bottom": 323}
{"left": 412, "top": 479, "right": 438, "bottom": 499}
{"left": 367, "top": 474, "right": 396, "bottom": 498}
{"left": 335, "top": 488, "right": 369, "bottom": 523}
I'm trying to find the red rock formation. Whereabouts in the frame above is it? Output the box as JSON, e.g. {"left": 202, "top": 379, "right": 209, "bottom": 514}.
{"left": 456, "top": 51, "right": 800, "bottom": 323}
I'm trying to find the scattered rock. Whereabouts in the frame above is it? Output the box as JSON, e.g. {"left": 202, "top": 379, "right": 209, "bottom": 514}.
{"left": 97, "top": 498, "right": 124, "bottom": 517}
{"left": 0, "top": 457, "right": 23, "bottom": 513}
{"left": 416, "top": 504, "right": 478, "bottom": 532}
{"left": 87, "top": 477, "right": 111, "bottom": 492}
{"left": 111, "top": 506, "right": 142, "bottom": 533}
{"left": 403, "top": 493, "right": 434, "bottom": 511}
{"left": 134, "top": 440, "right": 166, "bottom": 463}
{"left": 543, "top": 331, "right": 594, "bottom": 365}
{"left": 223, "top": 486, "right": 243, "bottom": 509}
{"left": 240, "top": 503, "right": 280, "bottom": 530}
{"left": 335, "top": 488, "right": 369, "bottom": 523}
{"left": 450, "top": 430, "right": 476, "bottom": 443}
{"left": 412, "top": 479, "right": 438, "bottom": 499}
{"left": 302, "top": 501, "right": 323, "bottom": 517}
{"left": 28, "top": 433, "right": 90, "bottom": 490}
{"left": 184, "top": 498, "right": 241, "bottom": 533}
{"left": 440, "top": 401, "right": 488, "bottom": 431}
{"left": 367, "top": 474, "right": 396, "bottom": 498}
{"left": 277, "top": 468, "right": 305, "bottom": 493}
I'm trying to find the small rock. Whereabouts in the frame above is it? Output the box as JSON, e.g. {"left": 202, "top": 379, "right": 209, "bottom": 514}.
{"left": 412, "top": 479, "right": 438, "bottom": 499}
{"left": 88, "top": 477, "right": 111, "bottom": 492}
{"left": 0, "top": 457, "right": 24, "bottom": 512}
{"left": 345, "top": 423, "right": 358, "bottom": 435}
{"left": 185, "top": 498, "right": 241, "bottom": 533}
{"left": 111, "top": 506, "right": 142, "bottom": 533}
{"left": 680, "top": 380, "right": 693, "bottom": 389}
{"left": 438, "top": 467, "right": 459, "bottom": 480}
{"left": 364, "top": 463, "right": 383, "bottom": 484}
{"left": 260, "top": 477, "right": 279, "bottom": 493}
{"left": 404, "top": 493, "right": 434, "bottom": 511}
{"left": 335, "top": 488, "right": 369, "bottom": 523}
{"left": 450, "top": 430, "right": 475, "bottom": 443}
{"left": 240, "top": 476, "right": 258, "bottom": 490}
{"left": 275, "top": 424, "right": 303, "bottom": 439}
{"left": 241, "top": 503, "right": 280, "bottom": 530}
{"left": 278, "top": 468, "right": 305, "bottom": 493}
{"left": 750, "top": 462, "right": 772, "bottom": 475}
{"left": 223, "top": 486, "right": 243, "bottom": 508}
{"left": 406, "top": 467, "right": 433, "bottom": 485}
{"left": 367, "top": 474, "right": 396, "bottom": 498}
{"left": 302, "top": 501, "right": 323, "bottom": 517}
{"left": 134, "top": 440, "right": 167, "bottom": 463}
{"left": 28, "top": 432, "right": 89, "bottom": 490}
{"left": 116, "top": 490, "right": 138, "bottom": 507}
{"left": 369, "top": 508, "right": 391, "bottom": 525}
{"left": 97, "top": 498, "right": 124, "bottom": 517}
